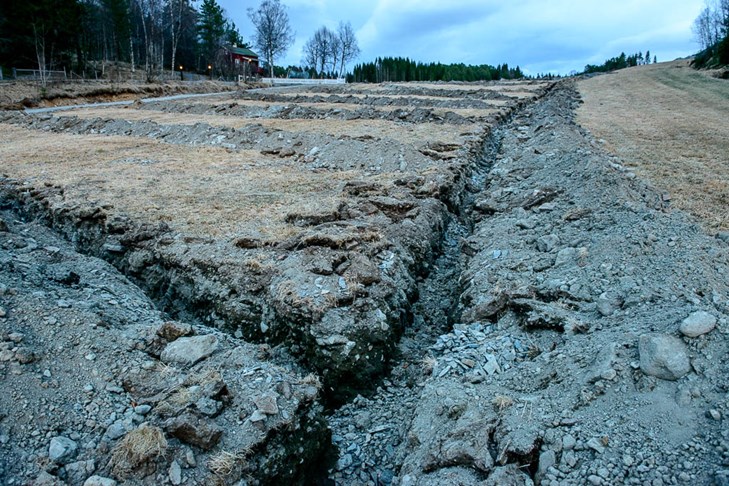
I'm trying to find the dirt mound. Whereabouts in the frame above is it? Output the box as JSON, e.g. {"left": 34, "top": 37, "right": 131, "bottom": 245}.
{"left": 0, "top": 80, "right": 237, "bottom": 110}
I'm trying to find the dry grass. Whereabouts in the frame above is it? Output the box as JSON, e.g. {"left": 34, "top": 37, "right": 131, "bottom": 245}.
{"left": 0, "top": 79, "right": 545, "bottom": 243}
{"left": 577, "top": 60, "right": 729, "bottom": 230}
{"left": 190, "top": 96, "right": 509, "bottom": 114}
{"left": 109, "top": 424, "right": 167, "bottom": 475}
{"left": 61, "top": 106, "right": 482, "bottom": 147}
{"left": 0, "top": 125, "right": 348, "bottom": 240}
{"left": 207, "top": 449, "right": 248, "bottom": 476}
{"left": 492, "top": 394, "right": 514, "bottom": 412}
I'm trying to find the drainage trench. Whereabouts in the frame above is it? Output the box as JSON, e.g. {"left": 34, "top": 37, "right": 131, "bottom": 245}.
{"left": 0, "top": 83, "right": 556, "bottom": 484}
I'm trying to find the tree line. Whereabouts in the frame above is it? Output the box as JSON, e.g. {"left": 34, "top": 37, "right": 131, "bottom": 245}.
{"left": 583, "top": 50, "right": 656, "bottom": 74}
{"left": 692, "top": 0, "right": 729, "bottom": 67}
{"left": 348, "top": 57, "right": 525, "bottom": 83}
{"left": 0, "top": 0, "right": 301, "bottom": 81}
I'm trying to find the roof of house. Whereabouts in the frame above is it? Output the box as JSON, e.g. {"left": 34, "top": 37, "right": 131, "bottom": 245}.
{"left": 227, "top": 46, "right": 258, "bottom": 58}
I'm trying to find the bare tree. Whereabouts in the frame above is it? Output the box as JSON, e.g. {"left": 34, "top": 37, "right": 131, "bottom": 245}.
{"left": 167, "top": 0, "right": 187, "bottom": 73}
{"left": 336, "top": 21, "right": 360, "bottom": 78}
{"left": 33, "top": 23, "right": 48, "bottom": 87}
{"left": 694, "top": 0, "right": 729, "bottom": 49}
{"left": 248, "top": 0, "right": 294, "bottom": 77}
{"left": 303, "top": 26, "right": 338, "bottom": 77}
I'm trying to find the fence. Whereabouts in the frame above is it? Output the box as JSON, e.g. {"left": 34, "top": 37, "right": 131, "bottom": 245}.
{"left": 256, "top": 77, "right": 346, "bottom": 86}
{"left": 12, "top": 68, "right": 67, "bottom": 81}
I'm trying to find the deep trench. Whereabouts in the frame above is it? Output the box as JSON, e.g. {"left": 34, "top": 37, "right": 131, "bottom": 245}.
{"left": 0, "top": 85, "right": 553, "bottom": 483}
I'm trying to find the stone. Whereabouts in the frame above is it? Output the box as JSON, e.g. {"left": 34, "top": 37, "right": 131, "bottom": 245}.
{"left": 195, "top": 397, "right": 222, "bottom": 417}
{"left": 562, "top": 451, "right": 577, "bottom": 468}
{"left": 254, "top": 394, "right": 279, "bottom": 415}
{"left": 249, "top": 410, "right": 267, "bottom": 422}
{"left": 134, "top": 404, "right": 152, "bottom": 415}
{"left": 165, "top": 413, "right": 223, "bottom": 450}
{"left": 709, "top": 409, "right": 722, "bottom": 420}
{"left": 7, "top": 332, "right": 23, "bottom": 343}
{"left": 585, "top": 343, "right": 617, "bottom": 383}
{"left": 597, "top": 291, "right": 623, "bottom": 317}
{"left": 34, "top": 471, "right": 64, "bottom": 485}
{"left": 34, "top": 471, "right": 63, "bottom": 486}
{"left": 83, "top": 476, "right": 118, "bottom": 486}
{"left": 49, "top": 436, "right": 78, "bottom": 464}
{"left": 485, "top": 464, "right": 535, "bottom": 485}
{"left": 562, "top": 434, "right": 576, "bottom": 451}
{"left": 586, "top": 437, "right": 605, "bottom": 454}
{"left": 537, "top": 450, "right": 556, "bottom": 480}
{"left": 555, "top": 247, "right": 577, "bottom": 266}
{"left": 337, "top": 453, "right": 353, "bottom": 470}
{"left": 537, "top": 234, "right": 560, "bottom": 252}
{"left": 639, "top": 334, "right": 691, "bottom": 380}
{"left": 679, "top": 311, "right": 716, "bottom": 338}
{"left": 169, "top": 460, "right": 182, "bottom": 485}
{"left": 15, "top": 347, "right": 36, "bottom": 364}
{"left": 185, "top": 449, "right": 197, "bottom": 467}
{"left": 105, "top": 421, "right": 126, "bottom": 440}
{"left": 160, "top": 334, "right": 219, "bottom": 365}
{"left": 65, "top": 459, "right": 96, "bottom": 484}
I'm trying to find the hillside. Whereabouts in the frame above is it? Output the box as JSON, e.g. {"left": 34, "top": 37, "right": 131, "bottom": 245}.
{"left": 577, "top": 60, "right": 729, "bottom": 231}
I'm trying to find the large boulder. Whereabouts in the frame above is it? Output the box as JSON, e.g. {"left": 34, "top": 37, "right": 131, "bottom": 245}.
{"left": 639, "top": 334, "right": 690, "bottom": 380}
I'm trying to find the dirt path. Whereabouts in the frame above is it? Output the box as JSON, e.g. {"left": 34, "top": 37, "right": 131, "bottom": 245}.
{"left": 577, "top": 61, "right": 729, "bottom": 231}
{"left": 24, "top": 92, "right": 232, "bottom": 114}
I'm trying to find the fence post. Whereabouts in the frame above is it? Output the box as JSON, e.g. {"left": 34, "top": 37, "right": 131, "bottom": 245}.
{"left": 13, "top": 67, "right": 17, "bottom": 79}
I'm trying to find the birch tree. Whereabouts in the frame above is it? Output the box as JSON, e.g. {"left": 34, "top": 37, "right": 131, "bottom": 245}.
{"left": 335, "top": 21, "right": 359, "bottom": 78}
{"left": 248, "top": 0, "right": 294, "bottom": 76}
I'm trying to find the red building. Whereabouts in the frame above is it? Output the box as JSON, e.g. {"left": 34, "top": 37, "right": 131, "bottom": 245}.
{"left": 225, "top": 45, "right": 261, "bottom": 74}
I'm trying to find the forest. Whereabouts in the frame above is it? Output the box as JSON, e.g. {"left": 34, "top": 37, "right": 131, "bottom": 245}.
{"left": 0, "top": 0, "right": 248, "bottom": 80}
{"left": 583, "top": 50, "right": 657, "bottom": 74}
{"left": 348, "top": 57, "right": 525, "bottom": 83}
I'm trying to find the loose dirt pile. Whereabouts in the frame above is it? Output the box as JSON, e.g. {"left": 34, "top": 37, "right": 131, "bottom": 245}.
{"left": 1, "top": 74, "right": 728, "bottom": 486}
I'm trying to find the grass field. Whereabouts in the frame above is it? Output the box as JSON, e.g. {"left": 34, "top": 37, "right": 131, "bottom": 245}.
{"left": 577, "top": 60, "right": 729, "bottom": 230}
{"left": 0, "top": 81, "right": 546, "bottom": 243}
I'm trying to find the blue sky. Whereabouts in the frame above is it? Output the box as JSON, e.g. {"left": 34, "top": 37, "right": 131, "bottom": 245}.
{"left": 218, "top": 0, "right": 706, "bottom": 75}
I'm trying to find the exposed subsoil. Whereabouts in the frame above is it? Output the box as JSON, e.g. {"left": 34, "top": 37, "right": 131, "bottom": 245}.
{"left": 0, "top": 80, "right": 238, "bottom": 110}
{"left": 1, "top": 79, "right": 728, "bottom": 486}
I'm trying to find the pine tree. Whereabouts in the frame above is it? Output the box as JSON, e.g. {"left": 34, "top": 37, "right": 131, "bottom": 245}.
{"left": 198, "top": 0, "right": 225, "bottom": 68}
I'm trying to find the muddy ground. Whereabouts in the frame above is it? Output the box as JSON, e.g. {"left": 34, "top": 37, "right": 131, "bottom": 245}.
{"left": 0, "top": 75, "right": 728, "bottom": 486}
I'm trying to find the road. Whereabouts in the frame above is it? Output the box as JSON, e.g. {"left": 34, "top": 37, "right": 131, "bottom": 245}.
{"left": 24, "top": 91, "right": 232, "bottom": 114}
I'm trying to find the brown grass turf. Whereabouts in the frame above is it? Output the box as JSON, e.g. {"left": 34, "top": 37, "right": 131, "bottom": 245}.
{"left": 577, "top": 60, "right": 729, "bottom": 230}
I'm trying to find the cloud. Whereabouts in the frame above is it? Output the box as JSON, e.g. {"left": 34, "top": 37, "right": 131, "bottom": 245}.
{"left": 223, "top": 0, "right": 706, "bottom": 74}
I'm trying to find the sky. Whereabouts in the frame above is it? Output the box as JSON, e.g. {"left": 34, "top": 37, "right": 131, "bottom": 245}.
{"left": 218, "top": 0, "right": 706, "bottom": 75}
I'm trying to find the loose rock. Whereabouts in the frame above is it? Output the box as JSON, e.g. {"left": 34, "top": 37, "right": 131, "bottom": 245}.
{"left": 639, "top": 334, "right": 691, "bottom": 380}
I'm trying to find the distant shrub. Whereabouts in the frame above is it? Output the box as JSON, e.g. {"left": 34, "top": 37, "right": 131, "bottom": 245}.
{"left": 692, "top": 37, "right": 729, "bottom": 69}
{"left": 719, "top": 37, "right": 729, "bottom": 65}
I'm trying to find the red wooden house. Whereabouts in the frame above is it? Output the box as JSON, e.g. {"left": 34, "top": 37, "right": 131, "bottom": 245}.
{"left": 224, "top": 45, "right": 262, "bottom": 74}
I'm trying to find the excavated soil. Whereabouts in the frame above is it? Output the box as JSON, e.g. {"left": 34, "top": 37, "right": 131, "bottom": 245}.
{"left": 0, "top": 80, "right": 238, "bottom": 110}
{"left": 1, "top": 76, "right": 728, "bottom": 486}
